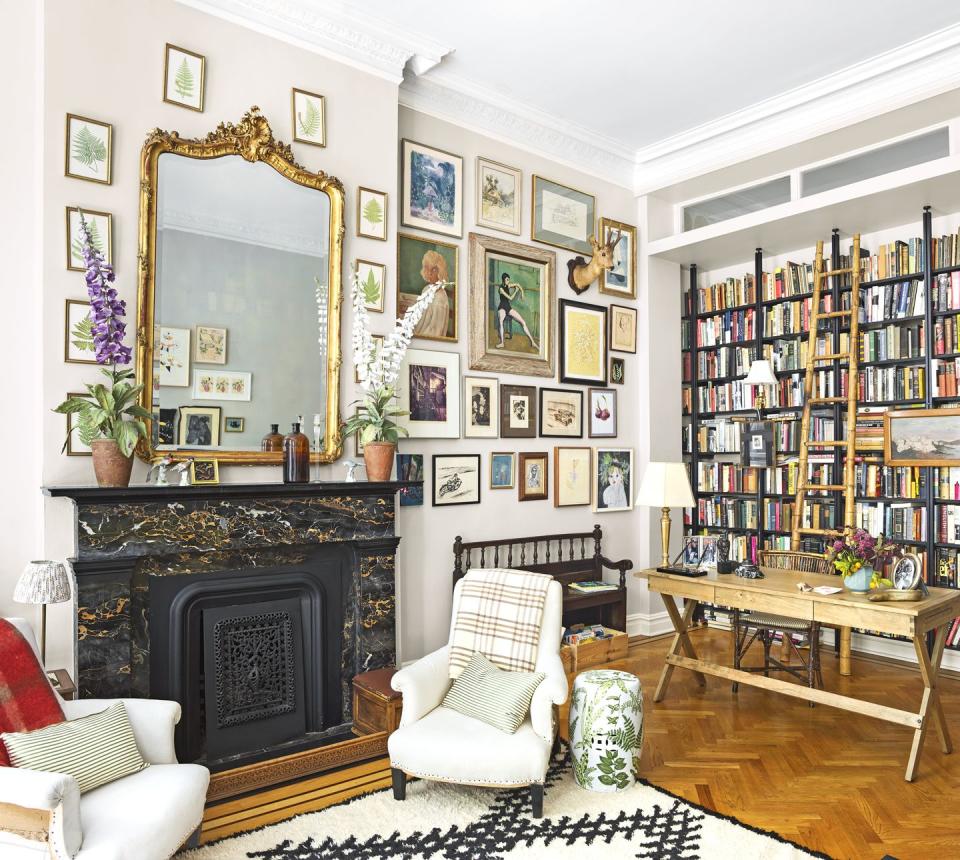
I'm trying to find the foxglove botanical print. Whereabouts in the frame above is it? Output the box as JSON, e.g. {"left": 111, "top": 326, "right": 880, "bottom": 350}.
{"left": 164, "top": 44, "right": 205, "bottom": 111}
{"left": 401, "top": 139, "right": 463, "bottom": 238}
{"left": 292, "top": 88, "right": 326, "bottom": 146}
{"left": 65, "top": 114, "right": 112, "bottom": 184}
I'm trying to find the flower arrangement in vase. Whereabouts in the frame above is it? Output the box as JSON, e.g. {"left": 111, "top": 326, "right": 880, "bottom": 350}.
{"left": 825, "top": 527, "right": 901, "bottom": 593}
{"left": 55, "top": 215, "right": 149, "bottom": 487}
{"left": 341, "top": 271, "right": 446, "bottom": 481}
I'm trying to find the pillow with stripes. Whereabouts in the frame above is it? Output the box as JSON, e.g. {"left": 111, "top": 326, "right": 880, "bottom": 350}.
{"left": 442, "top": 652, "right": 545, "bottom": 734}
{"left": 2, "top": 702, "right": 148, "bottom": 793}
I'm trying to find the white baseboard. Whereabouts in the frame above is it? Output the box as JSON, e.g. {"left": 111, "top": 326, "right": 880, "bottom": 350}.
{"left": 627, "top": 611, "right": 673, "bottom": 638}
{"left": 850, "top": 631, "right": 960, "bottom": 672}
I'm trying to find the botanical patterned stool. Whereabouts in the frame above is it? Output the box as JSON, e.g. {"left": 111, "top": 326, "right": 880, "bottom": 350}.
{"left": 569, "top": 669, "right": 643, "bottom": 792}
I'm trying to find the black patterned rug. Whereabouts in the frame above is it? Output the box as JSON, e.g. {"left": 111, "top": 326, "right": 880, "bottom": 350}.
{"left": 183, "top": 748, "right": 831, "bottom": 859}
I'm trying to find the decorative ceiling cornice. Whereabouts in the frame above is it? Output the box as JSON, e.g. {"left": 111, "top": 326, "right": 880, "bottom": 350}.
{"left": 159, "top": 207, "right": 324, "bottom": 257}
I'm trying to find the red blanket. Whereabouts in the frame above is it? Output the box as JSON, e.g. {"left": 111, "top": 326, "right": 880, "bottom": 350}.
{"left": 0, "top": 619, "right": 64, "bottom": 766}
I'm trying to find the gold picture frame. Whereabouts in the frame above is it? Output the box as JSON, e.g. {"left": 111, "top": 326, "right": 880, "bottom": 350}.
{"left": 518, "top": 452, "right": 549, "bottom": 501}
{"left": 65, "top": 114, "right": 112, "bottom": 185}
{"left": 291, "top": 88, "right": 326, "bottom": 147}
{"left": 163, "top": 43, "right": 205, "bottom": 112}
{"left": 598, "top": 217, "right": 636, "bottom": 299}
{"left": 884, "top": 407, "right": 960, "bottom": 467}
{"left": 65, "top": 207, "right": 112, "bottom": 272}
{"left": 64, "top": 392, "right": 92, "bottom": 456}
{"left": 490, "top": 452, "right": 515, "bottom": 489}
{"left": 357, "top": 186, "right": 388, "bottom": 240}
{"left": 64, "top": 299, "right": 97, "bottom": 365}
{"left": 397, "top": 233, "right": 458, "bottom": 343}
{"left": 190, "top": 458, "right": 220, "bottom": 485}
{"left": 531, "top": 175, "right": 595, "bottom": 255}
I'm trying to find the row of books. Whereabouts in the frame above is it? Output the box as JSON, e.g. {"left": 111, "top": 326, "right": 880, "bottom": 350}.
{"left": 695, "top": 275, "right": 756, "bottom": 315}
{"left": 763, "top": 499, "right": 795, "bottom": 532}
{"left": 935, "top": 315, "right": 960, "bottom": 356}
{"left": 765, "top": 333, "right": 850, "bottom": 372}
{"left": 859, "top": 238, "right": 924, "bottom": 280}
{"left": 695, "top": 422, "right": 742, "bottom": 454}
{"left": 681, "top": 319, "right": 691, "bottom": 350}
{"left": 695, "top": 382, "right": 758, "bottom": 413}
{"left": 696, "top": 463, "right": 761, "bottom": 494}
{"left": 933, "top": 272, "right": 960, "bottom": 312}
{"left": 766, "top": 460, "right": 837, "bottom": 495}
{"left": 798, "top": 501, "right": 838, "bottom": 530}
{"left": 696, "top": 309, "right": 757, "bottom": 348}
{"left": 765, "top": 263, "right": 815, "bottom": 301}
{"left": 930, "top": 231, "right": 960, "bottom": 269}
{"left": 933, "top": 357, "right": 960, "bottom": 397}
{"left": 860, "top": 322, "right": 925, "bottom": 363}
{"left": 854, "top": 464, "right": 926, "bottom": 499}
{"left": 939, "top": 615, "right": 960, "bottom": 651}
{"left": 936, "top": 468, "right": 960, "bottom": 500}
{"left": 856, "top": 365, "right": 925, "bottom": 402}
{"left": 850, "top": 409, "right": 885, "bottom": 451}
{"left": 936, "top": 547, "right": 959, "bottom": 589}
{"left": 854, "top": 502, "right": 927, "bottom": 541}
{"left": 695, "top": 497, "right": 759, "bottom": 530}
{"left": 859, "top": 281, "right": 925, "bottom": 322}
{"left": 763, "top": 298, "right": 814, "bottom": 337}
{"left": 938, "top": 505, "right": 960, "bottom": 545}
{"left": 695, "top": 345, "right": 756, "bottom": 380}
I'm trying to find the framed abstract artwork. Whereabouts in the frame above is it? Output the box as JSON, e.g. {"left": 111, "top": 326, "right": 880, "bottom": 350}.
{"left": 531, "top": 175, "right": 595, "bottom": 255}
{"left": 559, "top": 299, "right": 607, "bottom": 386}
{"left": 463, "top": 375, "right": 499, "bottom": 439}
{"left": 499, "top": 383, "right": 537, "bottom": 439}
{"left": 357, "top": 187, "right": 388, "bottom": 240}
{"left": 432, "top": 454, "right": 481, "bottom": 506}
{"left": 397, "top": 348, "right": 461, "bottom": 439}
{"left": 66, "top": 207, "right": 112, "bottom": 271}
{"left": 518, "top": 452, "right": 549, "bottom": 501}
{"left": 356, "top": 259, "right": 386, "bottom": 313}
{"left": 291, "top": 87, "right": 326, "bottom": 146}
{"left": 593, "top": 447, "right": 634, "bottom": 513}
{"left": 884, "top": 408, "right": 960, "bottom": 466}
{"left": 588, "top": 388, "right": 617, "bottom": 438}
{"left": 598, "top": 218, "right": 636, "bottom": 299}
{"left": 554, "top": 446, "right": 591, "bottom": 507}
{"left": 163, "top": 44, "right": 205, "bottom": 112}
{"left": 178, "top": 406, "right": 221, "bottom": 447}
{"left": 400, "top": 139, "right": 463, "bottom": 238}
{"left": 538, "top": 388, "right": 583, "bottom": 438}
{"left": 397, "top": 234, "right": 458, "bottom": 341}
{"left": 609, "top": 304, "right": 637, "bottom": 354}
{"left": 490, "top": 452, "right": 515, "bottom": 489}
{"left": 65, "top": 114, "right": 112, "bottom": 184}
{"left": 476, "top": 157, "right": 521, "bottom": 235}
{"left": 190, "top": 458, "right": 220, "bottom": 485}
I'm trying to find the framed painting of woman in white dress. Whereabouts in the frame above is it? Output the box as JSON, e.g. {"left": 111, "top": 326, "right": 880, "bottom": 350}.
{"left": 397, "top": 233, "right": 458, "bottom": 343}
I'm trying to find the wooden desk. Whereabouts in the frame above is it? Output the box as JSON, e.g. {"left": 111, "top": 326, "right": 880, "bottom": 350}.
{"left": 635, "top": 566, "right": 960, "bottom": 781}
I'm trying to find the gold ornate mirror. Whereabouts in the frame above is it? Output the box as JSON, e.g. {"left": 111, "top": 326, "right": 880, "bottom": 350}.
{"left": 136, "top": 107, "right": 343, "bottom": 465}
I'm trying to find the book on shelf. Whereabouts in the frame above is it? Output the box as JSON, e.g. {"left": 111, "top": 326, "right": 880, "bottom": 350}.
{"left": 696, "top": 497, "right": 759, "bottom": 530}
{"left": 856, "top": 365, "right": 925, "bottom": 402}
{"left": 938, "top": 505, "right": 960, "bottom": 545}
{"left": 859, "top": 281, "right": 925, "bottom": 323}
{"left": 567, "top": 581, "right": 619, "bottom": 594}
{"left": 859, "top": 237, "right": 924, "bottom": 281}
{"left": 855, "top": 501, "right": 927, "bottom": 542}
{"left": 936, "top": 547, "right": 958, "bottom": 589}
{"left": 937, "top": 467, "right": 960, "bottom": 500}
{"left": 696, "top": 309, "right": 756, "bottom": 348}
{"left": 696, "top": 345, "right": 756, "bottom": 379}
{"left": 696, "top": 275, "right": 756, "bottom": 315}
{"left": 854, "top": 464, "right": 926, "bottom": 499}
{"left": 931, "top": 231, "right": 960, "bottom": 269}
{"left": 696, "top": 421, "right": 742, "bottom": 454}
{"left": 933, "top": 273, "right": 960, "bottom": 312}
{"left": 859, "top": 322, "right": 925, "bottom": 363}
{"left": 764, "top": 262, "right": 814, "bottom": 301}
{"left": 933, "top": 357, "right": 960, "bottom": 397}
{"left": 934, "top": 315, "right": 960, "bottom": 356}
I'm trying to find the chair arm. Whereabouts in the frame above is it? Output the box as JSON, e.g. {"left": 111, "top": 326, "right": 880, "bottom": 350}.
{"left": 63, "top": 698, "right": 181, "bottom": 764}
{"left": 0, "top": 767, "right": 81, "bottom": 857}
{"left": 391, "top": 646, "right": 451, "bottom": 727}
{"left": 599, "top": 555, "right": 633, "bottom": 589}
{"left": 530, "top": 648, "right": 568, "bottom": 744}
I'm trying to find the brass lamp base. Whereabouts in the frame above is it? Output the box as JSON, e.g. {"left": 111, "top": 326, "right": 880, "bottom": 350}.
{"left": 659, "top": 506, "right": 672, "bottom": 568}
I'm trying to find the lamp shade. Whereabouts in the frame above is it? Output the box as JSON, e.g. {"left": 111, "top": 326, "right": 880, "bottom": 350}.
{"left": 13, "top": 561, "right": 71, "bottom": 605}
{"left": 744, "top": 359, "right": 777, "bottom": 386}
{"left": 635, "top": 462, "right": 695, "bottom": 508}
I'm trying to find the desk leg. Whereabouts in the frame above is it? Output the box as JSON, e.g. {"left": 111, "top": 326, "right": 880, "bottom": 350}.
{"left": 839, "top": 626, "right": 852, "bottom": 676}
{"left": 906, "top": 625, "right": 952, "bottom": 782}
{"left": 654, "top": 596, "right": 705, "bottom": 702}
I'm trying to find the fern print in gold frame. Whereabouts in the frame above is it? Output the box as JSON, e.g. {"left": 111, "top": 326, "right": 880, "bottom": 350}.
{"left": 291, "top": 88, "right": 326, "bottom": 147}
{"left": 357, "top": 187, "right": 388, "bottom": 241}
{"left": 356, "top": 260, "right": 386, "bottom": 313}
{"left": 65, "top": 114, "right": 112, "bottom": 184}
{"left": 559, "top": 299, "right": 607, "bottom": 386}
{"left": 163, "top": 44, "right": 205, "bottom": 112}
{"left": 66, "top": 207, "right": 112, "bottom": 272}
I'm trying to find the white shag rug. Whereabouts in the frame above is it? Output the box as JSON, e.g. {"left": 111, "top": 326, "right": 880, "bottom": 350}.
{"left": 183, "top": 748, "right": 829, "bottom": 859}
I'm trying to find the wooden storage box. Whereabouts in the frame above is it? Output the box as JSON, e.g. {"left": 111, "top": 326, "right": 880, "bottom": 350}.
{"left": 560, "top": 627, "right": 628, "bottom": 674}
{"left": 352, "top": 667, "right": 402, "bottom": 736}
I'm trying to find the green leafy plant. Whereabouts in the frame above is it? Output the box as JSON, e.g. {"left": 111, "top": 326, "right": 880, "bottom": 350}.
{"left": 70, "top": 314, "right": 96, "bottom": 356}
{"left": 362, "top": 197, "right": 384, "bottom": 226}
{"left": 596, "top": 748, "right": 630, "bottom": 789}
{"left": 341, "top": 387, "right": 408, "bottom": 446}
{"left": 361, "top": 269, "right": 381, "bottom": 306}
{"left": 72, "top": 125, "right": 106, "bottom": 171}
{"left": 174, "top": 57, "right": 194, "bottom": 99}
{"left": 297, "top": 97, "right": 321, "bottom": 138}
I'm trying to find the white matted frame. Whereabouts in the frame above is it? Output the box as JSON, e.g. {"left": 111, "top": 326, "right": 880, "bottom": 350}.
{"left": 463, "top": 375, "right": 499, "bottom": 438}
{"left": 398, "top": 348, "right": 461, "bottom": 439}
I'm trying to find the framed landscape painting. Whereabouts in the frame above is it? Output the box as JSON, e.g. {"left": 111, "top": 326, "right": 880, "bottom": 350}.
{"left": 397, "top": 348, "right": 461, "bottom": 439}
{"left": 538, "top": 388, "right": 583, "bottom": 438}
{"left": 593, "top": 447, "right": 634, "bottom": 513}
{"left": 885, "top": 408, "right": 960, "bottom": 466}
{"left": 464, "top": 375, "right": 499, "bottom": 438}
{"left": 401, "top": 139, "right": 463, "bottom": 238}
{"left": 554, "top": 446, "right": 591, "bottom": 507}
{"left": 531, "top": 175, "right": 595, "bottom": 255}
{"left": 66, "top": 207, "right": 112, "bottom": 271}
{"left": 559, "top": 299, "right": 607, "bottom": 386}
{"left": 432, "top": 454, "right": 481, "bottom": 506}
{"left": 397, "top": 234, "right": 457, "bottom": 341}
{"left": 499, "top": 383, "right": 537, "bottom": 439}
{"left": 357, "top": 187, "right": 388, "bottom": 240}
{"left": 477, "top": 157, "right": 521, "bottom": 235}
{"left": 599, "top": 218, "right": 636, "bottom": 299}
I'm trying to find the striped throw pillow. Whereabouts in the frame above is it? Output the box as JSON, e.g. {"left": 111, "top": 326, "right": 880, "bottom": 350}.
{"left": 2, "top": 702, "right": 148, "bottom": 793}
{"left": 442, "top": 652, "right": 545, "bottom": 734}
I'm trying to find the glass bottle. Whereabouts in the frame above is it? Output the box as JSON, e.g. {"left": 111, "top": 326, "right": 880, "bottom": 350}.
{"left": 261, "top": 424, "right": 283, "bottom": 452}
{"left": 283, "top": 423, "right": 310, "bottom": 483}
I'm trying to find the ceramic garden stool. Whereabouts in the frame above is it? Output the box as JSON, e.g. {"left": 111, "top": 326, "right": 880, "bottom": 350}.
{"left": 569, "top": 669, "right": 643, "bottom": 792}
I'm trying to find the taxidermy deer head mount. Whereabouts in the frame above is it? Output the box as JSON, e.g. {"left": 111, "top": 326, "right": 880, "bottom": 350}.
{"left": 567, "top": 229, "right": 622, "bottom": 294}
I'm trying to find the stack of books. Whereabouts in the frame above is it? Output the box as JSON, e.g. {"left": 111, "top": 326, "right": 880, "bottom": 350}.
{"left": 562, "top": 623, "right": 615, "bottom": 646}
{"left": 567, "top": 581, "right": 618, "bottom": 595}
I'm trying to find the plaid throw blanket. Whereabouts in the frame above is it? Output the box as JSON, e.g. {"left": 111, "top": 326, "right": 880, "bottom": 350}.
{"left": 449, "top": 568, "right": 552, "bottom": 679}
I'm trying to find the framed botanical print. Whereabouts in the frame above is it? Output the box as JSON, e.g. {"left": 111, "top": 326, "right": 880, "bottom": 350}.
{"left": 609, "top": 304, "right": 637, "bottom": 354}
{"left": 194, "top": 325, "right": 227, "bottom": 364}
{"left": 538, "top": 388, "right": 583, "bottom": 438}
{"left": 291, "top": 87, "right": 326, "bottom": 146}
{"left": 884, "top": 408, "right": 960, "bottom": 466}
{"left": 531, "top": 175, "right": 595, "bottom": 255}
{"left": 432, "top": 454, "right": 481, "bottom": 506}
{"left": 66, "top": 207, "right": 112, "bottom": 271}
{"left": 190, "top": 458, "right": 220, "bottom": 485}
{"left": 599, "top": 218, "right": 636, "bottom": 299}
{"left": 178, "top": 406, "right": 221, "bottom": 447}
{"left": 400, "top": 139, "right": 463, "bottom": 238}
{"left": 64, "top": 300, "right": 96, "bottom": 364}
{"left": 518, "top": 452, "right": 549, "bottom": 501}
{"left": 397, "top": 453, "right": 424, "bottom": 506}
{"left": 593, "top": 447, "right": 634, "bottom": 513}
{"left": 490, "top": 452, "right": 515, "bottom": 489}
{"left": 357, "top": 187, "right": 388, "bottom": 240}
{"left": 65, "top": 392, "right": 91, "bottom": 456}
{"left": 554, "top": 446, "right": 591, "bottom": 507}
{"left": 163, "top": 44, "right": 205, "bottom": 111}
{"left": 356, "top": 259, "right": 386, "bottom": 313}
{"left": 397, "top": 348, "right": 461, "bottom": 439}
{"left": 477, "top": 157, "right": 521, "bottom": 235}
{"left": 499, "top": 384, "right": 537, "bottom": 439}
{"left": 559, "top": 299, "right": 607, "bottom": 386}
{"left": 65, "top": 114, "right": 112, "bottom": 184}
{"left": 397, "top": 234, "right": 457, "bottom": 341}
{"left": 610, "top": 356, "right": 625, "bottom": 385}
{"left": 192, "top": 370, "right": 252, "bottom": 401}
{"left": 468, "top": 233, "right": 555, "bottom": 378}
{"left": 588, "top": 388, "right": 617, "bottom": 438}
{"left": 464, "top": 376, "right": 499, "bottom": 438}
{"left": 155, "top": 326, "right": 190, "bottom": 387}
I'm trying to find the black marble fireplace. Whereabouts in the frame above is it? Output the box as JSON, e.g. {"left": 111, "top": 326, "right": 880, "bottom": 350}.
{"left": 45, "top": 481, "right": 413, "bottom": 772}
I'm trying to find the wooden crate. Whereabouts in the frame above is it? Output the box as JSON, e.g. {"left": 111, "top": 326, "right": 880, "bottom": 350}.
{"left": 352, "top": 668, "right": 402, "bottom": 736}
{"left": 560, "top": 627, "right": 628, "bottom": 675}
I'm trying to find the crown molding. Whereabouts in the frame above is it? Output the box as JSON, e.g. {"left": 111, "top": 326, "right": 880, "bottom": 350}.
{"left": 160, "top": 207, "right": 324, "bottom": 256}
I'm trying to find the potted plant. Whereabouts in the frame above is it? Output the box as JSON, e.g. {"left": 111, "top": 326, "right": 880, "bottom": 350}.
{"left": 55, "top": 215, "right": 149, "bottom": 487}
{"left": 341, "top": 271, "right": 446, "bottom": 481}
{"left": 825, "top": 528, "right": 901, "bottom": 593}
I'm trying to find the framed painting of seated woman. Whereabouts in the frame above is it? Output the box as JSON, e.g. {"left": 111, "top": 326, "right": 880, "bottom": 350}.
{"left": 467, "top": 232, "right": 555, "bottom": 378}
{"left": 397, "top": 233, "right": 458, "bottom": 342}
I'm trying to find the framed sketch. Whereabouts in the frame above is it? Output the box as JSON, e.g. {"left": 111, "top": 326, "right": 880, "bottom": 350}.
{"left": 401, "top": 139, "right": 463, "bottom": 238}
{"left": 178, "top": 406, "right": 221, "bottom": 446}
{"left": 554, "top": 446, "right": 591, "bottom": 507}
{"left": 65, "top": 114, "right": 112, "bottom": 184}
{"left": 885, "top": 408, "right": 960, "bottom": 466}
{"left": 156, "top": 407, "right": 177, "bottom": 446}
{"left": 397, "top": 453, "right": 424, "bottom": 507}
{"left": 357, "top": 187, "right": 387, "bottom": 240}
{"left": 291, "top": 87, "right": 326, "bottom": 147}
{"left": 464, "top": 375, "right": 499, "bottom": 439}
{"left": 538, "top": 388, "right": 583, "bottom": 438}
{"left": 499, "top": 383, "right": 537, "bottom": 439}
{"left": 609, "top": 304, "right": 637, "bottom": 354}
{"left": 519, "top": 452, "right": 549, "bottom": 501}
{"left": 155, "top": 326, "right": 190, "bottom": 387}
{"left": 599, "top": 218, "right": 636, "bottom": 299}
{"left": 468, "top": 232, "right": 555, "bottom": 378}
{"left": 559, "top": 299, "right": 607, "bottom": 386}
{"left": 194, "top": 325, "right": 226, "bottom": 364}
{"left": 610, "top": 356, "right": 625, "bottom": 385}
{"left": 398, "top": 233, "right": 457, "bottom": 341}
{"left": 64, "top": 300, "right": 96, "bottom": 364}
{"left": 588, "top": 388, "right": 617, "bottom": 438}
{"left": 398, "top": 348, "right": 461, "bottom": 438}
{"left": 531, "top": 175, "right": 595, "bottom": 255}
{"left": 192, "top": 370, "right": 252, "bottom": 402}
{"left": 190, "top": 458, "right": 220, "bottom": 485}
{"left": 66, "top": 207, "right": 112, "bottom": 271}
{"left": 64, "top": 392, "right": 91, "bottom": 456}
{"left": 593, "top": 447, "right": 634, "bottom": 513}
{"left": 477, "top": 157, "right": 521, "bottom": 235}
{"left": 224, "top": 416, "right": 244, "bottom": 433}
{"left": 356, "top": 260, "right": 386, "bottom": 313}
{"left": 432, "top": 454, "right": 480, "bottom": 506}
{"left": 355, "top": 334, "right": 384, "bottom": 383}
{"left": 163, "top": 44, "right": 205, "bottom": 111}
{"left": 490, "top": 452, "right": 515, "bottom": 489}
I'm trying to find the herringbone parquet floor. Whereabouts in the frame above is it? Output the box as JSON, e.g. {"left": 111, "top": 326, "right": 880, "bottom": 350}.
{"left": 562, "top": 627, "right": 960, "bottom": 860}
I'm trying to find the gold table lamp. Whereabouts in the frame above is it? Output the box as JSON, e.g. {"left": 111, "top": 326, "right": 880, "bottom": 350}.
{"left": 635, "top": 462, "right": 696, "bottom": 567}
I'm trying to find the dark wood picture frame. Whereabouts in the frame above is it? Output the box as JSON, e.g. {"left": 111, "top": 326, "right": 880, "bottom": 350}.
{"left": 588, "top": 387, "right": 617, "bottom": 438}
{"left": 432, "top": 453, "right": 481, "bottom": 506}
{"left": 538, "top": 387, "right": 583, "bottom": 438}
{"left": 559, "top": 298, "right": 607, "bottom": 386}
{"left": 499, "top": 383, "right": 537, "bottom": 438}
{"left": 518, "top": 452, "right": 549, "bottom": 501}
{"left": 610, "top": 356, "right": 625, "bottom": 385}
{"left": 609, "top": 303, "right": 637, "bottom": 354}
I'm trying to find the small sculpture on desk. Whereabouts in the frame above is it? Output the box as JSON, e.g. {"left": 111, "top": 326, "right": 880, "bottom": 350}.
{"left": 735, "top": 562, "right": 764, "bottom": 579}
{"left": 343, "top": 460, "right": 360, "bottom": 482}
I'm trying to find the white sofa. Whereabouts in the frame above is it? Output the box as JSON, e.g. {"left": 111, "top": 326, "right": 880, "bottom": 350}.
{"left": 388, "top": 576, "right": 567, "bottom": 817}
{"left": 0, "top": 618, "right": 209, "bottom": 860}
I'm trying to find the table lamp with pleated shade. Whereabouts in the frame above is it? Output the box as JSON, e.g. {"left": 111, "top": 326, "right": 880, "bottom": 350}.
{"left": 13, "top": 561, "right": 71, "bottom": 665}
{"left": 635, "top": 462, "right": 696, "bottom": 567}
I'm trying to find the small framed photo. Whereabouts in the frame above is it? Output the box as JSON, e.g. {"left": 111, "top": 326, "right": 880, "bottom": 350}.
{"left": 609, "top": 304, "right": 637, "bottom": 354}
{"left": 588, "top": 388, "right": 617, "bottom": 438}
{"left": 401, "top": 139, "right": 463, "bottom": 238}
{"left": 357, "top": 187, "right": 388, "bottom": 241}
{"left": 397, "top": 348, "right": 461, "bottom": 439}
{"left": 559, "top": 299, "right": 607, "bottom": 386}
{"left": 531, "top": 175, "right": 595, "bottom": 255}
{"left": 190, "top": 458, "right": 220, "bottom": 485}
{"left": 432, "top": 454, "right": 481, "bottom": 506}
{"left": 65, "top": 114, "right": 112, "bottom": 184}
{"left": 554, "top": 446, "right": 591, "bottom": 507}
{"left": 397, "top": 453, "right": 424, "bottom": 507}
{"left": 610, "top": 357, "right": 625, "bottom": 385}
{"left": 64, "top": 299, "right": 97, "bottom": 364}
{"left": 538, "top": 388, "right": 583, "bottom": 438}
{"left": 65, "top": 392, "right": 91, "bottom": 456}
{"left": 518, "top": 452, "right": 549, "bottom": 501}
{"left": 490, "top": 452, "right": 515, "bottom": 489}
{"left": 499, "top": 384, "right": 537, "bottom": 439}
{"left": 593, "top": 447, "right": 634, "bottom": 513}
{"left": 291, "top": 87, "right": 326, "bottom": 147}
{"left": 163, "top": 44, "right": 205, "bottom": 111}
{"left": 65, "top": 207, "right": 112, "bottom": 271}
{"left": 156, "top": 326, "right": 191, "bottom": 387}
{"left": 476, "top": 156, "right": 521, "bottom": 235}
{"left": 598, "top": 218, "right": 637, "bottom": 299}
{"left": 464, "top": 375, "right": 499, "bottom": 438}
{"left": 355, "top": 334, "right": 384, "bottom": 384}
{"left": 224, "top": 416, "right": 245, "bottom": 433}
{"left": 681, "top": 536, "right": 701, "bottom": 566}
{"left": 194, "top": 325, "right": 227, "bottom": 364}
{"left": 356, "top": 260, "right": 386, "bottom": 313}
{"left": 699, "top": 536, "right": 719, "bottom": 569}
{"left": 178, "top": 406, "right": 221, "bottom": 447}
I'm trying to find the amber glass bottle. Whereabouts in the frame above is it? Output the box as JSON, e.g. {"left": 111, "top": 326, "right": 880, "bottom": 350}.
{"left": 261, "top": 424, "right": 283, "bottom": 452}
{"left": 283, "top": 423, "right": 310, "bottom": 483}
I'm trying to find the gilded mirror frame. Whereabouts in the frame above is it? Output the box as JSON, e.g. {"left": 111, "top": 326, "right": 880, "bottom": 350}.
{"left": 135, "top": 106, "right": 344, "bottom": 465}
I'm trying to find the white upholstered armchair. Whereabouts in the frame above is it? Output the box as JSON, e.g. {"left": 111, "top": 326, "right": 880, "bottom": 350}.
{"left": 388, "top": 576, "right": 567, "bottom": 817}
{"left": 0, "top": 619, "right": 209, "bottom": 860}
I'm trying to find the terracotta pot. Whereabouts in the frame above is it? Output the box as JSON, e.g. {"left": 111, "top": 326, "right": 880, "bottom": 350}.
{"left": 363, "top": 442, "right": 396, "bottom": 482}
{"left": 90, "top": 439, "right": 134, "bottom": 488}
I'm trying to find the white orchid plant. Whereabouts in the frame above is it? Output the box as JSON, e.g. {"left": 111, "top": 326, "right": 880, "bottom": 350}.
{"left": 341, "top": 271, "right": 446, "bottom": 447}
